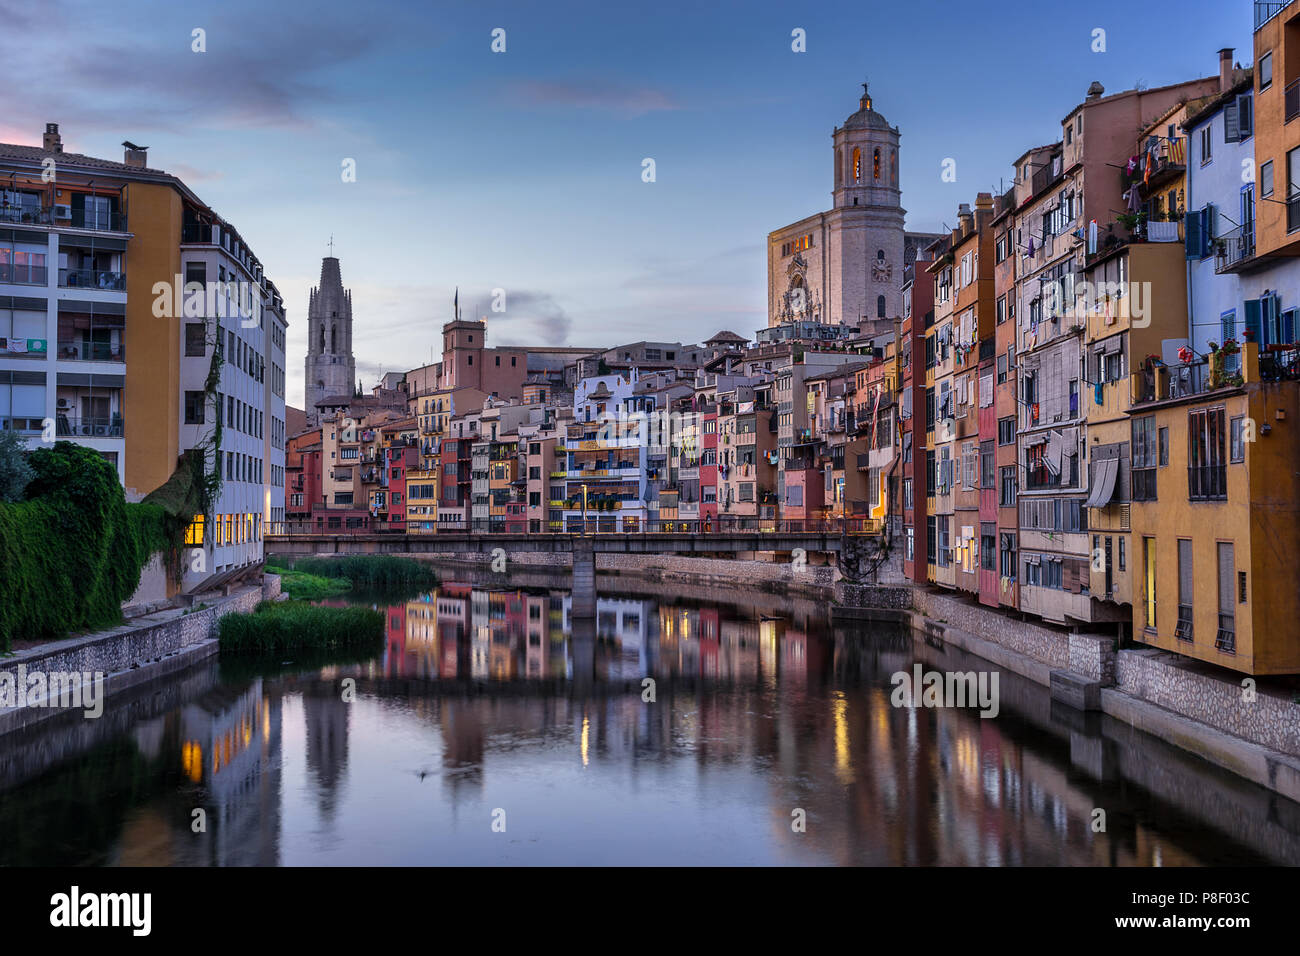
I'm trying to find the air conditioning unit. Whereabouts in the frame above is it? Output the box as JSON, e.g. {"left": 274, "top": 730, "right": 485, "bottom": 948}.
{"left": 53, "top": 204, "right": 71, "bottom": 219}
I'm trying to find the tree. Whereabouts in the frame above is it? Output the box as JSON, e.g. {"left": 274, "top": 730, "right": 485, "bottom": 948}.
{"left": 0, "top": 430, "right": 34, "bottom": 502}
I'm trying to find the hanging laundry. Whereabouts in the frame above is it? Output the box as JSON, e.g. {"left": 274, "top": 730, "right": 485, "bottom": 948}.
{"left": 1094, "top": 382, "right": 1104, "bottom": 405}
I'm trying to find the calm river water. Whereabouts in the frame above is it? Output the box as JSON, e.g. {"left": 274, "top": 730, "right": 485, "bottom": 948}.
{"left": 3, "top": 579, "right": 1298, "bottom": 866}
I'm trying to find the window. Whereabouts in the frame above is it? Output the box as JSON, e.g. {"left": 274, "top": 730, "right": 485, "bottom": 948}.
{"left": 1132, "top": 415, "right": 1157, "bottom": 500}
{"left": 1158, "top": 427, "right": 1169, "bottom": 466}
{"left": 1176, "top": 539, "right": 1194, "bottom": 641}
{"left": 905, "top": 527, "right": 914, "bottom": 562}
{"left": 184, "top": 323, "right": 207, "bottom": 356}
{"left": 998, "top": 417, "right": 1015, "bottom": 446}
{"left": 1143, "top": 536, "right": 1157, "bottom": 631}
{"left": 1188, "top": 406, "right": 1227, "bottom": 500}
{"left": 1199, "top": 125, "right": 1212, "bottom": 165}
{"left": 1230, "top": 416, "right": 1245, "bottom": 462}
{"left": 926, "top": 516, "right": 937, "bottom": 565}
{"left": 183, "top": 514, "right": 205, "bottom": 546}
{"left": 184, "top": 390, "right": 205, "bottom": 425}
{"left": 980, "top": 523, "right": 996, "bottom": 571}
{"left": 999, "top": 466, "right": 1016, "bottom": 507}
{"left": 980, "top": 440, "right": 994, "bottom": 488}
{"left": 1262, "top": 160, "right": 1274, "bottom": 198}
{"left": 1260, "top": 51, "right": 1273, "bottom": 90}
{"left": 185, "top": 261, "right": 206, "bottom": 285}
{"left": 877, "top": 295, "right": 886, "bottom": 318}
{"left": 903, "top": 477, "right": 913, "bottom": 510}
{"left": 997, "top": 353, "right": 1008, "bottom": 384}
{"left": 994, "top": 535, "right": 1013, "bottom": 579}
{"left": 1217, "top": 542, "right": 1236, "bottom": 652}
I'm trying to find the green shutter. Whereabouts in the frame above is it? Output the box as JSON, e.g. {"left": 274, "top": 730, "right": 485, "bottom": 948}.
{"left": 1185, "top": 208, "right": 1202, "bottom": 259}
{"left": 1244, "top": 298, "right": 1262, "bottom": 345}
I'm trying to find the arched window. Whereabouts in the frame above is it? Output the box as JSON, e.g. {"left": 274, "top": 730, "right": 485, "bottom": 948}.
{"left": 873, "top": 148, "right": 881, "bottom": 180}
{"left": 835, "top": 148, "right": 843, "bottom": 188}
{"left": 877, "top": 250, "right": 885, "bottom": 262}
{"left": 319, "top": 326, "right": 325, "bottom": 352}
{"left": 877, "top": 295, "right": 886, "bottom": 318}
{"left": 852, "top": 147, "right": 861, "bottom": 183}
{"left": 331, "top": 325, "right": 336, "bottom": 352}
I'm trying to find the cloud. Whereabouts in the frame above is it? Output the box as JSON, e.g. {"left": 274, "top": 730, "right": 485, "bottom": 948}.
{"left": 512, "top": 79, "right": 680, "bottom": 117}
{"left": 0, "top": 0, "right": 392, "bottom": 135}
{"left": 485, "top": 289, "right": 573, "bottom": 346}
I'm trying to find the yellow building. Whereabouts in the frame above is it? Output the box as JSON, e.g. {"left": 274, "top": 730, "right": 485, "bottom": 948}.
{"left": 406, "top": 467, "right": 439, "bottom": 533}
{"left": 1129, "top": 342, "right": 1300, "bottom": 674}
{"left": 1082, "top": 241, "right": 1190, "bottom": 627}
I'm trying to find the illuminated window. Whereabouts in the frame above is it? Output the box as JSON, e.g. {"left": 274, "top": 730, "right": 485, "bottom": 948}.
{"left": 183, "top": 514, "right": 205, "bottom": 546}
{"left": 853, "top": 147, "right": 861, "bottom": 182}
{"left": 873, "top": 147, "right": 880, "bottom": 180}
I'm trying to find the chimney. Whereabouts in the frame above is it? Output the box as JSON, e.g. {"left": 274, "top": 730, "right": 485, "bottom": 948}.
{"left": 974, "top": 191, "right": 994, "bottom": 212}
{"left": 1086, "top": 81, "right": 1105, "bottom": 100}
{"left": 122, "top": 141, "right": 148, "bottom": 168}
{"left": 42, "top": 123, "right": 62, "bottom": 153}
{"left": 1218, "top": 47, "right": 1234, "bottom": 92}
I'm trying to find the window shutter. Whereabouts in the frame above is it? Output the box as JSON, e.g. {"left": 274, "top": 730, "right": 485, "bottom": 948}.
{"left": 1224, "top": 101, "right": 1240, "bottom": 143}
{"left": 1185, "top": 209, "right": 1201, "bottom": 259}
{"left": 1244, "top": 297, "right": 1263, "bottom": 345}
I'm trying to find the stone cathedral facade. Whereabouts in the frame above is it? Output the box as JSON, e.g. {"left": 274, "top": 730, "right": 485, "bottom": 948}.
{"left": 767, "top": 85, "right": 942, "bottom": 329}
{"left": 304, "top": 255, "right": 356, "bottom": 427}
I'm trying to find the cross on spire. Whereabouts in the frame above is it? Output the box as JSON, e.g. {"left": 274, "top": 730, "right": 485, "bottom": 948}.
{"left": 327, "top": 235, "right": 335, "bottom": 257}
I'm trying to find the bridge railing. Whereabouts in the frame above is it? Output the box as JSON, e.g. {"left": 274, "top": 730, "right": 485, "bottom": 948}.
{"left": 267, "top": 516, "right": 883, "bottom": 537}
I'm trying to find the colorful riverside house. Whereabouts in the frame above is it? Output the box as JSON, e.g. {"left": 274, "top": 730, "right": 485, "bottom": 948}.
{"left": 1120, "top": 30, "right": 1300, "bottom": 676}
{"left": 405, "top": 464, "right": 438, "bottom": 533}
{"left": 856, "top": 347, "right": 898, "bottom": 530}
{"left": 717, "top": 381, "right": 778, "bottom": 527}
{"left": 1014, "top": 74, "right": 1220, "bottom": 627}
{"left": 940, "top": 196, "right": 997, "bottom": 602}
{"left": 899, "top": 249, "right": 934, "bottom": 583}
{"left": 924, "top": 233, "right": 956, "bottom": 587}
{"left": 990, "top": 186, "right": 1020, "bottom": 609}
{"left": 700, "top": 405, "right": 719, "bottom": 530}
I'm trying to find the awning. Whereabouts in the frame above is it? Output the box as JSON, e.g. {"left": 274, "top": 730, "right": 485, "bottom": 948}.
{"left": 1086, "top": 457, "right": 1118, "bottom": 508}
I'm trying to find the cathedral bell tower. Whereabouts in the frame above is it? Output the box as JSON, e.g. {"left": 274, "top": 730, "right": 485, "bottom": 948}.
{"left": 832, "top": 83, "right": 902, "bottom": 211}
{"left": 304, "top": 254, "right": 356, "bottom": 428}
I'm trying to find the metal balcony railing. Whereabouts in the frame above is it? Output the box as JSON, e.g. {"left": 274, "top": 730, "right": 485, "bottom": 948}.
{"left": 0, "top": 263, "right": 47, "bottom": 285}
{"left": 1214, "top": 225, "right": 1255, "bottom": 272}
{"left": 55, "top": 341, "right": 124, "bottom": 362}
{"left": 60, "top": 268, "right": 126, "bottom": 291}
{"left": 1289, "top": 78, "right": 1300, "bottom": 123}
{"left": 55, "top": 415, "right": 124, "bottom": 437}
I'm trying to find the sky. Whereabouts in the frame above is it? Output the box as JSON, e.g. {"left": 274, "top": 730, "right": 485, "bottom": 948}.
{"left": 0, "top": 0, "right": 1255, "bottom": 408}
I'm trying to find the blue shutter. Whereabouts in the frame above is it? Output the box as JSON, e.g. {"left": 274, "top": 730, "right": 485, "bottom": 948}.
{"left": 1244, "top": 298, "right": 1263, "bottom": 345}
{"left": 1185, "top": 208, "right": 1202, "bottom": 259}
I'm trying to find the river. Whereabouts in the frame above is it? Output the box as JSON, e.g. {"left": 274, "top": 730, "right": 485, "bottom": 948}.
{"left": 2, "top": 579, "right": 1297, "bottom": 866}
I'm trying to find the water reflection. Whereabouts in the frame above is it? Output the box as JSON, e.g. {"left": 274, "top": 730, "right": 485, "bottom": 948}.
{"left": 1, "top": 583, "right": 1298, "bottom": 866}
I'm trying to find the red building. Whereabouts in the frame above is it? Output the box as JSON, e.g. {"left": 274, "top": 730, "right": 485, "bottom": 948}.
{"left": 900, "top": 251, "right": 934, "bottom": 583}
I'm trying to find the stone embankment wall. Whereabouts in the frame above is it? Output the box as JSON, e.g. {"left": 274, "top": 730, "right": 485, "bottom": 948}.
{"left": 0, "top": 576, "right": 278, "bottom": 736}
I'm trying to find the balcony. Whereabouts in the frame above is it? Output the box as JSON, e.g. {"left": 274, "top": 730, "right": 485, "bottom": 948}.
{"left": 1287, "top": 78, "right": 1300, "bottom": 124}
{"left": 0, "top": 337, "right": 47, "bottom": 358}
{"left": 0, "top": 415, "right": 45, "bottom": 433}
{"left": 1257, "top": 1, "right": 1288, "bottom": 29}
{"left": 55, "top": 340, "right": 124, "bottom": 362}
{"left": 55, "top": 414, "right": 124, "bottom": 438}
{"left": 1214, "top": 226, "right": 1256, "bottom": 273}
{"left": 1137, "top": 138, "right": 1186, "bottom": 195}
{"left": 2, "top": 205, "right": 129, "bottom": 232}
{"left": 0, "top": 262, "right": 48, "bottom": 285}
{"left": 1289, "top": 193, "right": 1300, "bottom": 234}
{"left": 59, "top": 268, "right": 126, "bottom": 291}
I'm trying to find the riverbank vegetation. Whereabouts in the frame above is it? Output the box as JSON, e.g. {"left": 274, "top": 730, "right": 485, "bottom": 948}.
{"left": 217, "top": 600, "right": 383, "bottom": 655}
{"left": 265, "top": 564, "right": 352, "bottom": 600}
{"left": 271, "top": 554, "right": 435, "bottom": 595}
{"left": 0, "top": 443, "right": 173, "bottom": 651}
